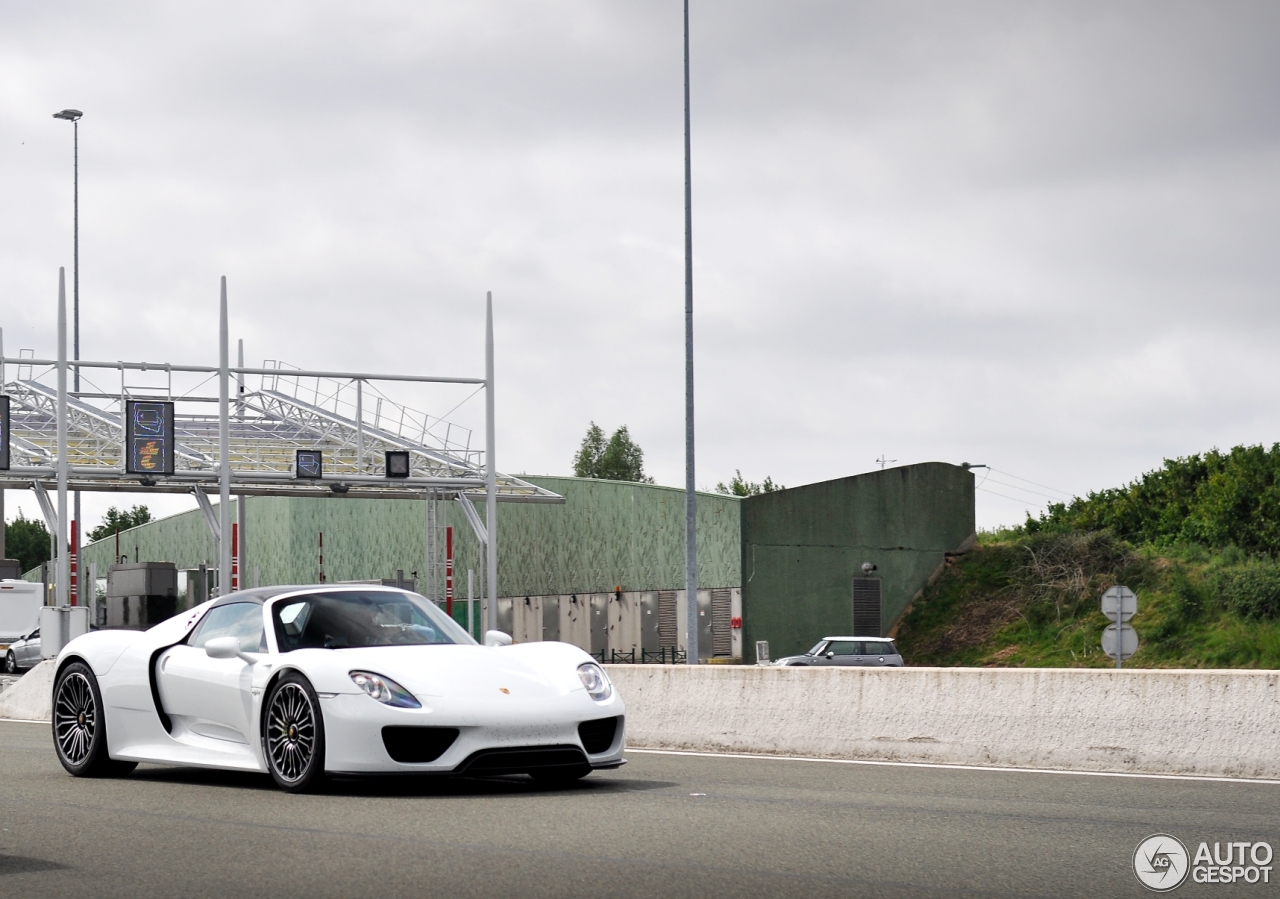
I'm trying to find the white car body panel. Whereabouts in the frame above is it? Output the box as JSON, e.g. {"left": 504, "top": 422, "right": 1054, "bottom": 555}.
{"left": 55, "top": 587, "right": 626, "bottom": 777}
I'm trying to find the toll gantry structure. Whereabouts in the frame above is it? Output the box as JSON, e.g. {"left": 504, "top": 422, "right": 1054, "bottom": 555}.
{"left": 0, "top": 274, "right": 560, "bottom": 628}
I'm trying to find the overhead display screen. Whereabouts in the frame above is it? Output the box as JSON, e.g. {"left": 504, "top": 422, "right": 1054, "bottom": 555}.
{"left": 385, "top": 450, "right": 410, "bottom": 478}
{"left": 0, "top": 396, "right": 9, "bottom": 471}
{"left": 125, "top": 400, "right": 175, "bottom": 475}
{"left": 296, "top": 449, "right": 323, "bottom": 479}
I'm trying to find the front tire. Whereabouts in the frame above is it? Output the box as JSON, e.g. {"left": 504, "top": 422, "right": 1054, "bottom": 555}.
{"left": 52, "top": 661, "right": 137, "bottom": 777}
{"left": 4, "top": 651, "right": 16, "bottom": 674}
{"left": 263, "top": 671, "right": 327, "bottom": 793}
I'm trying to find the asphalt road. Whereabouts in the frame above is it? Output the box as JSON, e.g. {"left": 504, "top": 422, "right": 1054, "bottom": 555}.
{"left": 1, "top": 721, "right": 1276, "bottom": 899}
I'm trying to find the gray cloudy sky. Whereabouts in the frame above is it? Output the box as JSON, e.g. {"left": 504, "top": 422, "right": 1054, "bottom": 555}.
{"left": 3, "top": 1, "right": 1280, "bottom": 533}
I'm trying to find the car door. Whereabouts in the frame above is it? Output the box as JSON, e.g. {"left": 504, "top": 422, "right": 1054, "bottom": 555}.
{"left": 861, "top": 640, "right": 894, "bottom": 666}
{"left": 824, "top": 640, "right": 861, "bottom": 666}
{"left": 156, "top": 602, "right": 265, "bottom": 744}
{"left": 802, "top": 641, "right": 831, "bottom": 665}
{"left": 17, "top": 629, "right": 39, "bottom": 668}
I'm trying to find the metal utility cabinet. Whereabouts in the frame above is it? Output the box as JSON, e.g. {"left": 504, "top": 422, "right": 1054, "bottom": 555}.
{"left": 106, "top": 561, "right": 179, "bottom": 630}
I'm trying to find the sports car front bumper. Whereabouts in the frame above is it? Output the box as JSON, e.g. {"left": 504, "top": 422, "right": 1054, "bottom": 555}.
{"left": 319, "top": 691, "right": 626, "bottom": 775}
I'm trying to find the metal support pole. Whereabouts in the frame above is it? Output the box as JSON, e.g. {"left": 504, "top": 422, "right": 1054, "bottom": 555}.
{"left": 1115, "top": 604, "right": 1122, "bottom": 670}
{"left": 218, "top": 277, "right": 231, "bottom": 595}
{"left": 236, "top": 338, "right": 245, "bottom": 419}
{"left": 56, "top": 268, "right": 70, "bottom": 606}
{"left": 70, "top": 519, "right": 78, "bottom": 606}
{"left": 468, "top": 568, "right": 474, "bottom": 639}
{"left": 73, "top": 115, "right": 81, "bottom": 608}
{"left": 427, "top": 491, "right": 437, "bottom": 604}
{"left": 446, "top": 525, "right": 453, "bottom": 616}
{"left": 72, "top": 118, "right": 79, "bottom": 384}
{"left": 485, "top": 292, "right": 498, "bottom": 631}
{"left": 0, "top": 328, "right": 4, "bottom": 563}
{"left": 73, "top": 494, "right": 82, "bottom": 604}
{"left": 355, "top": 379, "right": 363, "bottom": 473}
{"left": 238, "top": 494, "right": 247, "bottom": 589}
{"left": 682, "top": 0, "right": 699, "bottom": 664}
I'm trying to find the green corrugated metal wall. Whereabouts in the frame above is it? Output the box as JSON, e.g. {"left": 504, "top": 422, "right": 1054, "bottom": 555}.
{"left": 740, "top": 462, "right": 975, "bottom": 663}
{"left": 81, "top": 476, "right": 742, "bottom": 596}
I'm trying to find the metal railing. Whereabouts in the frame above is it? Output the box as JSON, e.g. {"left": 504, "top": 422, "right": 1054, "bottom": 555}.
{"left": 640, "top": 647, "right": 687, "bottom": 665}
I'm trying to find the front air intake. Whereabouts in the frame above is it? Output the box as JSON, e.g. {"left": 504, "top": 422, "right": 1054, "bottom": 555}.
{"left": 578, "top": 716, "right": 621, "bottom": 754}
{"left": 456, "top": 746, "right": 589, "bottom": 777}
{"left": 381, "top": 726, "right": 459, "bottom": 763}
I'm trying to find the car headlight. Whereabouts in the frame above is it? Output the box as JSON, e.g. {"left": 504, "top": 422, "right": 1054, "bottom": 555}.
{"left": 349, "top": 670, "right": 421, "bottom": 709}
{"left": 577, "top": 662, "right": 612, "bottom": 701}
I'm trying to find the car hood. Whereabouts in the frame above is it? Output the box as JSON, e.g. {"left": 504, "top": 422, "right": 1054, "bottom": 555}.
{"left": 773, "top": 654, "right": 814, "bottom": 666}
{"left": 290, "top": 643, "right": 588, "bottom": 700}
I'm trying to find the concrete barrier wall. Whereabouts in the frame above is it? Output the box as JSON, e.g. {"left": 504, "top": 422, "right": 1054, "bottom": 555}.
{"left": 607, "top": 665, "right": 1280, "bottom": 779}
{"left": 5, "top": 661, "right": 1278, "bottom": 778}
{"left": 0, "top": 660, "right": 54, "bottom": 721}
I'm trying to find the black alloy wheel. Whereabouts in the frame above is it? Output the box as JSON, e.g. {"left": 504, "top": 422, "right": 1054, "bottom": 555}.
{"left": 51, "top": 661, "right": 137, "bottom": 777}
{"left": 263, "top": 671, "right": 326, "bottom": 793}
{"left": 4, "top": 651, "right": 16, "bottom": 674}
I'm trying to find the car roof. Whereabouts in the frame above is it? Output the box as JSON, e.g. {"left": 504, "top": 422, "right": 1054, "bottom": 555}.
{"left": 820, "top": 636, "right": 896, "bottom": 642}
{"left": 208, "top": 583, "right": 416, "bottom": 609}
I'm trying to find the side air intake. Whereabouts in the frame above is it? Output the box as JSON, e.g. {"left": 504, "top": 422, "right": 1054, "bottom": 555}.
{"left": 578, "top": 716, "right": 621, "bottom": 754}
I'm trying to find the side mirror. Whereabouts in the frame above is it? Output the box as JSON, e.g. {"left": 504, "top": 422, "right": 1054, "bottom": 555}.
{"left": 825, "top": 651, "right": 835, "bottom": 659}
{"left": 484, "top": 630, "right": 513, "bottom": 647}
{"left": 205, "top": 636, "right": 255, "bottom": 663}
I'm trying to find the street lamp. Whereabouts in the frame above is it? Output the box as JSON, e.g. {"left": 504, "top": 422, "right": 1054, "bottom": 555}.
{"left": 53, "top": 108, "right": 83, "bottom": 606}
{"left": 682, "top": 1, "right": 698, "bottom": 665}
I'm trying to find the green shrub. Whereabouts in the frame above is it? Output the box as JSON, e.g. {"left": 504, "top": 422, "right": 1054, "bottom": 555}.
{"left": 1169, "top": 567, "right": 1209, "bottom": 621}
{"left": 1219, "top": 565, "right": 1280, "bottom": 620}
{"left": 1026, "top": 444, "right": 1280, "bottom": 555}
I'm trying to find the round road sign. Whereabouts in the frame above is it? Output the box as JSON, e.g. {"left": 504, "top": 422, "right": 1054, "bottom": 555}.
{"left": 1102, "top": 623, "right": 1138, "bottom": 660}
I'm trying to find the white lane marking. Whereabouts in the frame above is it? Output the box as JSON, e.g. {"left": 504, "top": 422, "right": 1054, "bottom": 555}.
{"left": 626, "top": 748, "right": 1280, "bottom": 785}
{"left": 0, "top": 718, "right": 50, "bottom": 724}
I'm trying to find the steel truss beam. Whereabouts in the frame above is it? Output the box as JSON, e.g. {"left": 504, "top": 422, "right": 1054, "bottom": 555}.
{"left": 2, "top": 292, "right": 548, "bottom": 611}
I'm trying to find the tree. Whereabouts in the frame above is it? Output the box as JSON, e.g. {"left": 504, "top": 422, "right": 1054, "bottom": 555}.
{"left": 88, "top": 505, "right": 152, "bottom": 543}
{"left": 573, "top": 422, "right": 653, "bottom": 483}
{"left": 4, "top": 513, "right": 50, "bottom": 574}
{"left": 716, "top": 470, "right": 784, "bottom": 497}
{"left": 573, "top": 423, "right": 607, "bottom": 478}
{"left": 1026, "top": 443, "right": 1280, "bottom": 554}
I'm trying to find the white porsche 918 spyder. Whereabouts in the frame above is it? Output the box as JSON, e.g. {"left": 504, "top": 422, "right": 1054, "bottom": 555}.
{"left": 51, "top": 585, "right": 625, "bottom": 792}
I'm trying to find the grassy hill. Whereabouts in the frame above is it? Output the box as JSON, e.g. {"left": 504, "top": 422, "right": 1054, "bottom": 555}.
{"left": 895, "top": 445, "right": 1280, "bottom": 668}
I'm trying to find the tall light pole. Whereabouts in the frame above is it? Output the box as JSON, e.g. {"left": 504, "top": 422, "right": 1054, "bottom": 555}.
{"left": 683, "top": 1, "right": 698, "bottom": 664}
{"left": 53, "top": 108, "right": 83, "bottom": 605}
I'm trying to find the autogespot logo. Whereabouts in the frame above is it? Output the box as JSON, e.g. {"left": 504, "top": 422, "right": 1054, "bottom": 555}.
{"left": 1134, "top": 834, "right": 1275, "bottom": 890}
{"left": 1134, "top": 834, "right": 1190, "bottom": 892}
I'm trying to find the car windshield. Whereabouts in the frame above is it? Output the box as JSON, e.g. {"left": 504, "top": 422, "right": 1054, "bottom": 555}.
{"left": 807, "top": 641, "right": 827, "bottom": 656}
{"left": 272, "top": 590, "right": 476, "bottom": 651}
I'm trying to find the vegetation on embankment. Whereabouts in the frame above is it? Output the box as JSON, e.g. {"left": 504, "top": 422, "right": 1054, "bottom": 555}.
{"left": 895, "top": 444, "right": 1280, "bottom": 668}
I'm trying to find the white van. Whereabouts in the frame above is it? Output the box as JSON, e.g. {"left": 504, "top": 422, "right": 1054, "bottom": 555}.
{"left": 0, "top": 581, "right": 44, "bottom": 650}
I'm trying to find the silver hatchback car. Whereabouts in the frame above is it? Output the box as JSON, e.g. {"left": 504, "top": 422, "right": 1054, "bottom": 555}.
{"left": 774, "top": 636, "right": 904, "bottom": 667}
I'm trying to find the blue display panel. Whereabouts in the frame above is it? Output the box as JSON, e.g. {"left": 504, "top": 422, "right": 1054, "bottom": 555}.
{"left": 124, "top": 400, "right": 175, "bottom": 475}
{"left": 0, "top": 396, "right": 9, "bottom": 471}
{"left": 296, "top": 449, "right": 323, "bottom": 479}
